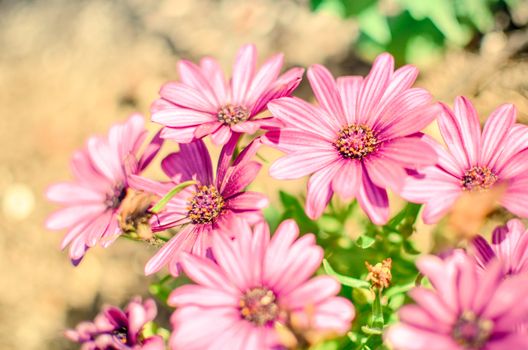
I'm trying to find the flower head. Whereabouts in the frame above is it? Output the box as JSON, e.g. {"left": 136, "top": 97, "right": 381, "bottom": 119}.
{"left": 385, "top": 251, "right": 528, "bottom": 350}
{"left": 168, "top": 220, "right": 355, "bottom": 349}
{"left": 65, "top": 297, "right": 164, "bottom": 350}
{"left": 131, "top": 137, "right": 268, "bottom": 276}
{"left": 401, "top": 97, "right": 528, "bottom": 223}
{"left": 471, "top": 219, "right": 528, "bottom": 276}
{"left": 45, "top": 114, "right": 163, "bottom": 264}
{"left": 151, "top": 44, "right": 304, "bottom": 145}
{"left": 264, "top": 53, "right": 439, "bottom": 224}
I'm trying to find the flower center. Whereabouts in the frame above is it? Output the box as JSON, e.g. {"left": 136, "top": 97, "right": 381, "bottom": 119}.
{"left": 112, "top": 326, "right": 129, "bottom": 344}
{"left": 239, "top": 287, "right": 279, "bottom": 326}
{"left": 452, "top": 312, "right": 493, "bottom": 349}
{"left": 105, "top": 184, "right": 127, "bottom": 210}
{"left": 217, "top": 104, "right": 250, "bottom": 126}
{"left": 187, "top": 185, "right": 225, "bottom": 224}
{"left": 461, "top": 166, "right": 498, "bottom": 191}
{"left": 334, "top": 124, "right": 379, "bottom": 160}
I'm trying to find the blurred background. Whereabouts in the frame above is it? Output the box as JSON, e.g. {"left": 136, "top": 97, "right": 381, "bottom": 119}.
{"left": 0, "top": 0, "right": 527, "bottom": 349}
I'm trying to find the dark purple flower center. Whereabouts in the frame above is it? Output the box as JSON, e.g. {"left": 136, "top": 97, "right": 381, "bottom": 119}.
{"left": 334, "top": 124, "right": 379, "bottom": 160}
{"left": 452, "top": 312, "right": 493, "bottom": 349}
{"left": 105, "top": 184, "right": 127, "bottom": 210}
{"left": 112, "top": 326, "right": 129, "bottom": 345}
{"left": 187, "top": 185, "right": 225, "bottom": 224}
{"left": 217, "top": 104, "right": 250, "bottom": 126}
{"left": 239, "top": 287, "right": 279, "bottom": 326}
{"left": 461, "top": 166, "right": 498, "bottom": 191}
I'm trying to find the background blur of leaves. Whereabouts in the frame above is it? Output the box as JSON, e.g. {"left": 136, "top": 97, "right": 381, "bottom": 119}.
{"left": 310, "top": 0, "right": 526, "bottom": 64}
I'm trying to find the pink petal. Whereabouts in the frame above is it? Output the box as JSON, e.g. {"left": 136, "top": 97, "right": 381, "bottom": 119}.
{"left": 305, "top": 163, "right": 342, "bottom": 219}
{"left": 357, "top": 53, "right": 393, "bottom": 124}
{"left": 364, "top": 156, "right": 407, "bottom": 192}
{"left": 138, "top": 129, "right": 164, "bottom": 172}
{"left": 159, "top": 126, "right": 197, "bottom": 143}
{"left": 210, "top": 125, "right": 232, "bottom": 145}
{"left": 376, "top": 88, "right": 435, "bottom": 139}
{"left": 143, "top": 225, "right": 198, "bottom": 275}
{"left": 250, "top": 67, "right": 304, "bottom": 116}
{"left": 416, "top": 255, "right": 459, "bottom": 314}
{"left": 356, "top": 167, "right": 389, "bottom": 224}
{"left": 220, "top": 161, "right": 262, "bottom": 198}
{"left": 86, "top": 137, "right": 122, "bottom": 183}
{"left": 496, "top": 123, "right": 528, "bottom": 170}
{"left": 231, "top": 44, "right": 257, "bottom": 105}
{"left": 46, "top": 205, "right": 106, "bottom": 230}
{"left": 453, "top": 96, "right": 481, "bottom": 165}
{"left": 168, "top": 284, "right": 238, "bottom": 307}
{"left": 398, "top": 305, "right": 451, "bottom": 333}
{"left": 408, "top": 288, "right": 456, "bottom": 325}
{"left": 200, "top": 57, "right": 228, "bottom": 103}
{"left": 385, "top": 324, "right": 459, "bottom": 350}
{"left": 161, "top": 139, "right": 213, "bottom": 184}
{"left": 331, "top": 159, "right": 361, "bottom": 200}
{"left": 307, "top": 64, "right": 346, "bottom": 125}
{"left": 380, "top": 136, "right": 438, "bottom": 168}
{"left": 262, "top": 128, "right": 333, "bottom": 153}
{"left": 400, "top": 166, "right": 461, "bottom": 203}
{"left": 336, "top": 76, "right": 362, "bottom": 124}
{"left": 151, "top": 108, "right": 215, "bottom": 128}
{"left": 178, "top": 59, "right": 219, "bottom": 106}
{"left": 170, "top": 306, "right": 240, "bottom": 350}
{"left": 437, "top": 102, "right": 473, "bottom": 170}
{"left": 269, "top": 235, "right": 324, "bottom": 294}
{"left": 500, "top": 180, "right": 528, "bottom": 221}
{"left": 281, "top": 275, "right": 340, "bottom": 309}
{"left": 267, "top": 97, "right": 339, "bottom": 141}
{"left": 180, "top": 252, "right": 239, "bottom": 293}
{"left": 194, "top": 121, "right": 222, "bottom": 138}
{"left": 480, "top": 103, "right": 516, "bottom": 168}
{"left": 230, "top": 120, "right": 261, "bottom": 134}
{"left": 421, "top": 191, "right": 460, "bottom": 224}
{"left": 269, "top": 149, "right": 338, "bottom": 180}
{"left": 46, "top": 183, "right": 104, "bottom": 204}
{"left": 246, "top": 53, "right": 284, "bottom": 106}
{"left": 228, "top": 191, "right": 269, "bottom": 211}
{"left": 372, "top": 64, "right": 418, "bottom": 120}
{"left": 159, "top": 82, "right": 217, "bottom": 113}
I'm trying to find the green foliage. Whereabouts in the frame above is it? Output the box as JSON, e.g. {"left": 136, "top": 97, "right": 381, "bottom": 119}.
{"left": 310, "top": 0, "right": 519, "bottom": 64}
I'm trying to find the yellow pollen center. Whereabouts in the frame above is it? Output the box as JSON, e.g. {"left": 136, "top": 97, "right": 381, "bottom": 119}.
{"left": 334, "top": 124, "right": 379, "bottom": 160}
{"left": 452, "top": 311, "right": 493, "bottom": 349}
{"left": 461, "top": 166, "right": 498, "bottom": 191}
{"left": 187, "top": 185, "right": 225, "bottom": 224}
{"left": 239, "top": 287, "right": 279, "bottom": 326}
{"left": 217, "top": 104, "right": 250, "bottom": 126}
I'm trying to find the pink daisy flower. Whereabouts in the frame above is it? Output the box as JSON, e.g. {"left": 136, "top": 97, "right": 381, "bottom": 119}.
{"left": 130, "top": 138, "right": 268, "bottom": 276}
{"left": 45, "top": 114, "right": 163, "bottom": 264}
{"left": 401, "top": 97, "right": 528, "bottom": 224}
{"left": 151, "top": 44, "right": 304, "bottom": 145}
{"left": 471, "top": 219, "right": 528, "bottom": 276}
{"left": 263, "top": 53, "right": 439, "bottom": 224}
{"left": 385, "top": 250, "right": 528, "bottom": 350}
{"left": 65, "top": 297, "right": 164, "bottom": 350}
{"left": 168, "top": 219, "right": 355, "bottom": 349}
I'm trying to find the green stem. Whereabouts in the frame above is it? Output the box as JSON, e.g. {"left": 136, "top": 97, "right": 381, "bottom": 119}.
{"left": 372, "top": 289, "right": 384, "bottom": 329}
{"left": 151, "top": 180, "right": 197, "bottom": 214}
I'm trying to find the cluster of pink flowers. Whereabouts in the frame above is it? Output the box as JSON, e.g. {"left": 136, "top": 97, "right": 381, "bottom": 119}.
{"left": 47, "top": 44, "right": 528, "bottom": 349}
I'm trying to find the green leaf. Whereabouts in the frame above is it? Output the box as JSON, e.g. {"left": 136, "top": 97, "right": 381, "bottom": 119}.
{"left": 151, "top": 180, "right": 197, "bottom": 214}
{"left": 323, "top": 259, "right": 370, "bottom": 289}
{"left": 356, "top": 235, "right": 376, "bottom": 249}
{"left": 357, "top": 4, "right": 392, "bottom": 44}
